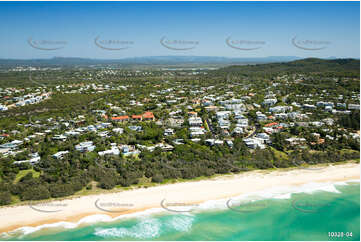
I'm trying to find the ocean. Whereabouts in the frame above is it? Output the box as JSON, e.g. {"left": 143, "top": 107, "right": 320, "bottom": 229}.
{"left": 2, "top": 181, "right": 359, "bottom": 241}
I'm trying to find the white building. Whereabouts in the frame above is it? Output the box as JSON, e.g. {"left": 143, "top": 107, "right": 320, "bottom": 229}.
{"left": 348, "top": 104, "right": 360, "bottom": 110}
{"left": 188, "top": 117, "right": 203, "bottom": 127}
{"left": 243, "top": 137, "right": 265, "bottom": 149}
{"left": 98, "top": 144, "right": 120, "bottom": 156}
{"left": 112, "top": 128, "right": 124, "bottom": 134}
{"left": 164, "top": 128, "right": 175, "bottom": 136}
{"left": 75, "top": 141, "right": 95, "bottom": 152}
{"left": 52, "top": 151, "right": 69, "bottom": 159}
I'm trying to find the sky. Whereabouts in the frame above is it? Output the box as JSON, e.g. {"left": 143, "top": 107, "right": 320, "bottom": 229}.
{"left": 0, "top": 1, "right": 359, "bottom": 59}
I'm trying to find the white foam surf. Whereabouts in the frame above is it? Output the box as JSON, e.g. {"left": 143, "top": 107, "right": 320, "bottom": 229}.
{"left": 1, "top": 179, "right": 358, "bottom": 238}
{"left": 94, "top": 215, "right": 195, "bottom": 239}
{"left": 94, "top": 217, "right": 162, "bottom": 239}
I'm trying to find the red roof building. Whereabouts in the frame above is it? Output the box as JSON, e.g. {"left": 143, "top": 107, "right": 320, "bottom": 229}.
{"left": 132, "top": 115, "right": 143, "bottom": 121}
{"left": 264, "top": 122, "right": 279, "bottom": 127}
{"left": 142, "top": 112, "right": 155, "bottom": 121}
{"left": 111, "top": 116, "right": 130, "bottom": 122}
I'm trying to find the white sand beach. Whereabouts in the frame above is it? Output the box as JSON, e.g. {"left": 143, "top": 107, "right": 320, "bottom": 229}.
{"left": 0, "top": 162, "right": 359, "bottom": 234}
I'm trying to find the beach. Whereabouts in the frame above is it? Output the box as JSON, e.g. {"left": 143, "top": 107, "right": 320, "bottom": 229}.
{"left": 0, "top": 162, "right": 359, "bottom": 235}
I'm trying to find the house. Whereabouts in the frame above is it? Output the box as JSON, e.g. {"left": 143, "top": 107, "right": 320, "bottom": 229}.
{"left": 285, "top": 137, "right": 306, "bottom": 146}
{"left": 188, "top": 111, "right": 198, "bottom": 117}
{"left": 111, "top": 115, "right": 130, "bottom": 122}
{"left": 205, "top": 139, "right": 224, "bottom": 146}
{"left": 119, "top": 144, "right": 140, "bottom": 156}
{"left": 168, "top": 117, "right": 184, "bottom": 127}
{"left": 190, "top": 138, "right": 201, "bottom": 142}
{"left": 302, "top": 104, "right": 316, "bottom": 109}
{"left": 98, "top": 144, "right": 120, "bottom": 156}
{"left": 348, "top": 104, "right": 360, "bottom": 110}
{"left": 225, "top": 104, "right": 246, "bottom": 111}
{"left": 164, "top": 128, "right": 174, "bottom": 136}
{"left": 264, "top": 122, "right": 279, "bottom": 128}
{"left": 310, "top": 121, "right": 324, "bottom": 127}
{"left": 317, "top": 101, "right": 334, "bottom": 108}
{"left": 275, "top": 113, "right": 288, "bottom": 119}
{"left": 287, "top": 112, "right": 302, "bottom": 120}
{"left": 291, "top": 102, "right": 302, "bottom": 108}
{"left": 112, "top": 128, "right": 124, "bottom": 134}
{"left": 312, "top": 133, "right": 321, "bottom": 139}
{"left": 262, "top": 98, "right": 277, "bottom": 106}
{"left": 255, "top": 133, "right": 271, "bottom": 144}
{"left": 132, "top": 115, "right": 143, "bottom": 121}
{"left": 217, "top": 119, "right": 230, "bottom": 129}
{"left": 236, "top": 118, "right": 249, "bottom": 128}
{"left": 325, "top": 105, "right": 333, "bottom": 112}
{"left": 216, "top": 111, "right": 231, "bottom": 120}
{"left": 98, "top": 131, "right": 109, "bottom": 138}
{"left": 52, "top": 134, "right": 67, "bottom": 141}
{"left": 169, "top": 110, "right": 182, "bottom": 117}
{"left": 141, "top": 143, "right": 174, "bottom": 152}
{"left": 234, "top": 114, "right": 247, "bottom": 120}
{"left": 337, "top": 103, "right": 346, "bottom": 109}
{"left": 128, "top": 126, "right": 142, "bottom": 132}
{"left": 0, "top": 140, "right": 23, "bottom": 150}
{"left": 156, "top": 143, "right": 174, "bottom": 151}
{"left": 311, "top": 138, "right": 325, "bottom": 145}
{"left": 65, "top": 131, "right": 80, "bottom": 136}
{"left": 86, "top": 125, "right": 97, "bottom": 132}
{"left": 296, "top": 122, "right": 309, "bottom": 127}
{"left": 226, "top": 140, "right": 233, "bottom": 148}
{"left": 232, "top": 127, "right": 244, "bottom": 135}
{"left": 173, "top": 139, "right": 185, "bottom": 145}
{"left": 0, "top": 105, "right": 8, "bottom": 111}
{"left": 14, "top": 153, "right": 40, "bottom": 165}
{"left": 142, "top": 112, "right": 155, "bottom": 121}
{"left": 0, "top": 147, "right": 10, "bottom": 156}
{"left": 204, "top": 106, "right": 218, "bottom": 112}
{"left": 188, "top": 117, "right": 203, "bottom": 127}
{"left": 322, "top": 118, "right": 335, "bottom": 126}
{"left": 263, "top": 125, "right": 282, "bottom": 134}
{"left": 75, "top": 141, "right": 95, "bottom": 152}
{"left": 189, "top": 127, "right": 205, "bottom": 137}
{"left": 256, "top": 112, "right": 267, "bottom": 121}
{"left": 243, "top": 137, "right": 265, "bottom": 149}
{"left": 326, "top": 135, "right": 335, "bottom": 140}
{"left": 269, "top": 106, "right": 292, "bottom": 113}
{"left": 97, "top": 122, "right": 112, "bottom": 129}
{"left": 52, "top": 151, "right": 69, "bottom": 159}
{"left": 253, "top": 103, "right": 261, "bottom": 108}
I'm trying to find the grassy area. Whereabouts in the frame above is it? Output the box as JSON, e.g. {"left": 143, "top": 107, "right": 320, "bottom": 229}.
{"left": 14, "top": 169, "right": 40, "bottom": 184}
{"left": 204, "top": 120, "right": 210, "bottom": 132}
{"left": 270, "top": 147, "right": 289, "bottom": 160}
{"left": 340, "top": 149, "right": 360, "bottom": 155}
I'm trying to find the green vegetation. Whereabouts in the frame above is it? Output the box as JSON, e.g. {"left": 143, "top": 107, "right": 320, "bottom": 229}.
{"left": 0, "top": 58, "right": 359, "bottom": 205}
{"left": 14, "top": 169, "right": 40, "bottom": 183}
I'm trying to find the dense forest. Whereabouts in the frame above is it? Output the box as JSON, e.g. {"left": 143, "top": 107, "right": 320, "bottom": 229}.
{"left": 214, "top": 58, "right": 360, "bottom": 78}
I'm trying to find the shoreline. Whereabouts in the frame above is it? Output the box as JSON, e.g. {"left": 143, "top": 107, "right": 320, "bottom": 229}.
{"left": 0, "top": 162, "right": 359, "bottom": 235}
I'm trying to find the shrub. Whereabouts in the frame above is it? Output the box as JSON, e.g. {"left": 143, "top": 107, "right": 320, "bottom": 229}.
{"left": 0, "top": 191, "right": 12, "bottom": 205}
{"left": 151, "top": 174, "right": 164, "bottom": 183}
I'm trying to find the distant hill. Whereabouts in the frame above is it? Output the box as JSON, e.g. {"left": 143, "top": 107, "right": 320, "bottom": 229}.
{"left": 0, "top": 56, "right": 303, "bottom": 68}
{"left": 214, "top": 58, "right": 360, "bottom": 77}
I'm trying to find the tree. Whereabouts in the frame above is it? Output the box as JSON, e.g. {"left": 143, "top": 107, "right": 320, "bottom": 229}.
{"left": 20, "top": 185, "right": 50, "bottom": 201}
{"left": 0, "top": 191, "right": 12, "bottom": 205}
{"left": 151, "top": 174, "right": 164, "bottom": 183}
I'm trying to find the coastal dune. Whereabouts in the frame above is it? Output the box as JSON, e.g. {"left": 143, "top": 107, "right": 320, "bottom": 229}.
{"left": 0, "top": 163, "right": 359, "bottom": 234}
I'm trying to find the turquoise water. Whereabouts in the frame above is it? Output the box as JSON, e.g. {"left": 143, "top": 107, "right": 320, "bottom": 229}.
{"left": 3, "top": 182, "right": 360, "bottom": 241}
